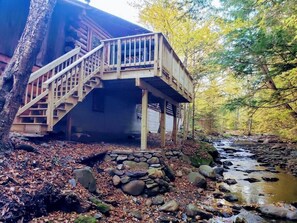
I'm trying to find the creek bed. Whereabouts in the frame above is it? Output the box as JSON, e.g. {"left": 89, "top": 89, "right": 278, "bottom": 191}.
{"left": 213, "top": 139, "right": 297, "bottom": 222}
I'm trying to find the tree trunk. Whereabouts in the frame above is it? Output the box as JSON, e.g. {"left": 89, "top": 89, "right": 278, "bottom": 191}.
{"left": 260, "top": 64, "right": 297, "bottom": 118}
{"left": 0, "top": 0, "right": 57, "bottom": 150}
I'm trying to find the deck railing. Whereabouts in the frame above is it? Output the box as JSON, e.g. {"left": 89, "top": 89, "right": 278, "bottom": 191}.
{"left": 102, "top": 33, "right": 193, "bottom": 98}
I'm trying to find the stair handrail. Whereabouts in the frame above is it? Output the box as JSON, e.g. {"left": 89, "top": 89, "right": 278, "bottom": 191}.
{"left": 17, "top": 47, "right": 81, "bottom": 116}
{"left": 43, "top": 44, "right": 104, "bottom": 87}
{"left": 29, "top": 47, "right": 81, "bottom": 83}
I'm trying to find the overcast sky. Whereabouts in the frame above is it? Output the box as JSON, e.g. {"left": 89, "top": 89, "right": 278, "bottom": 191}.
{"left": 89, "top": 0, "right": 140, "bottom": 25}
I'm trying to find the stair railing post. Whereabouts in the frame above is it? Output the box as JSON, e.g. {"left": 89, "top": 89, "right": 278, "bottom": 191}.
{"left": 78, "top": 60, "right": 84, "bottom": 102}
{"left": 47, "top": 82, "right": 54, "bottom": 131}
{"left": 100, "top": 43, "right": 105, "bottom": 77}
{"left": 117, "top": 39, "right": 121, "bottom": 78}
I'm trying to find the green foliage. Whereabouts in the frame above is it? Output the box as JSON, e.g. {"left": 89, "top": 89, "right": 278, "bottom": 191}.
{"left": 74, "top": 215, "right": 97, "bottom": 223}
{"left": 132, "top": 0, "right": 297, "bottom": 140}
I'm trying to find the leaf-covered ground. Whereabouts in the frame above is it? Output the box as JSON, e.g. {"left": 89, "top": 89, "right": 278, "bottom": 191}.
{"left": 0, "top": 134, "right": 232, "bottom": 222}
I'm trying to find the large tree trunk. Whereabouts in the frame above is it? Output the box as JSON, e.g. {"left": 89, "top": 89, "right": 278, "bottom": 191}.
{"left": 0, "top": 0, "right": 57, "bottom": 150}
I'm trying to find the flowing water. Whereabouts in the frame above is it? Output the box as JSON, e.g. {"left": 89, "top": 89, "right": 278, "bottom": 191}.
{"left": 214, "top": 139, "right": 297, "bottom": 205}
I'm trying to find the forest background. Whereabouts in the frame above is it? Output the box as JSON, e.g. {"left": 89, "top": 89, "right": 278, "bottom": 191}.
{"left": 131, "top": 0, "right": 297, "bottom": 141}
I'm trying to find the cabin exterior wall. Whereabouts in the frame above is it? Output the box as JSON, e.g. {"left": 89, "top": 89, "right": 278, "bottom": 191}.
{"left": 54, "top": 89, "right": 178, "bottom": 141}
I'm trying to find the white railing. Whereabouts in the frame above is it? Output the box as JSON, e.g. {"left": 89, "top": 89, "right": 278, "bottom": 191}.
{"left": 102, "top": 33, "right": 193, "bottom": 99}
{"left": 17, "top": 47, "right": 81, "bottom": 115}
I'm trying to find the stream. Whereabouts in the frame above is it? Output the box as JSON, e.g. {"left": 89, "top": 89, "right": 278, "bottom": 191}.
{"left": 213, "top": 139, "right": 297, "bottom": 222}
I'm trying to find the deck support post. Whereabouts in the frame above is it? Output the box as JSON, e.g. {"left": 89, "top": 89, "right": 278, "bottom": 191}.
{"left": 160, "top": 99, "right": 166, "bottom": 148}
{"left": 172, "top": 104, "right": 178, "bottom": 144}
{"left": 66, "top": 114, "right": 72, "bottom": 140}
{"left": 141, "top": 89, "right": 148, "bottom": 151}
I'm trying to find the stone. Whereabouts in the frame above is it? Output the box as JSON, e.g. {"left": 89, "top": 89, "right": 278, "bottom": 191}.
{"left": 214, "top": 167, "right": 224, "bottom": 176}
{"left": 120, "top": 176, "right": 131, "bottom": 184}
{"left": 186, "top": 204, "right": 199, "bottom": 217}
{"left": 150, "top": 164, "right": 161, "bottom": 168}
{"left": 262, "top": 177, "right": 279, "bottom": 182}
{"left": 139, "top": 157, "right": 147, "bottom": 162}
{"left": 73, "top": 167, "right": 96, "bottom": 192}
{"left": 130, "top": 210, "right": 142, "bottom": 220}
{"left": 123, "top": 161, "right": 149, "bottom": 170}
{"left": 148, "top": 157, "right": 160, "bottom": 164}
{"left": 185, "top": 204, "right": 213, "bottom": 219}
{"left": 199, "top": 165, "right": 216, "bottom": 179}
{"left": 223, "top": 161, "right": 233, "bottom": 166}
{"left": 234, "top": 209, "right": 266, "bottom": 223}
{"left": 181, "top": 154, "right": 191, "bottom": 164}
{"left": 89, "top": 197, "right": 111, "bottom": 214}
{"left": 126, "top": 170, "right": 147, "bottom": 177}
{"left": 224, "top": 194, "right": 238, "bottom": 202}
{"left": 68, "top": 178, "right": 76, "bottom": 188}
{"left": 94, "top": 213, "right": 103, "bottom": 219}
{"left": 144, "top": 154, "right": 153, "bottom": 159}
{"left": 159, "top": 200, "right": 179, "bottom": 212}
{"left": 162, "top": 162, "right": 175, "bottom": 181}
{"left": 213, "top": 192, "right": 224, "bottom": 198}
{"left": 158, "top": 214, "right": 179, "bottom": 223}
{"left": 182, "top": 167, "right": 192, "bottom": 175}
{"left": 134, "top": 152, "right": 144, "bottom": 157}
{"left": 112, "top": 175, "right": 121, "bottom": 186}
{"left": 113, "top": 169, "right": 125, "bottom": 176}
{"left": 116, "top": 155, "right": 128, "bottom": 162}
{"left": 122, "top": 180, "right": 145, "bottom": 196}
{"left": 218, "top": 184, "right": 230, "bottom": 193}
{"left": 259, "top": 204, "right": 297, "bottom": 220}
{"left": 146, "top": 199, "right": 152, "bottom": 206}
{"left": 152, "top": 195, "right": 164, "bottom": 205}
{"left": 146, "top": 182, "right": 158, "bottom": 189}
{"left": 148, "top": 168, "right": 164, "bottom": 179}
{"left": 224, "top": 178, "right": 237, "bottom": 185}
{"left": 116, "top": 164, "right": 124, "bottom": 170}
{"left": 188, "top": 172, "right": 207, "bottom": 188}
{"left": 243, "top": 177, "right": 261, "bottom": 183}
{"left": 176, "top": 170, "right": 183, "bottom": 177}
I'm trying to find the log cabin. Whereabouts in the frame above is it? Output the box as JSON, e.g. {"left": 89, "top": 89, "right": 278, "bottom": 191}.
{"left": 0, "top": 0, "right": 193, "bottom": 150}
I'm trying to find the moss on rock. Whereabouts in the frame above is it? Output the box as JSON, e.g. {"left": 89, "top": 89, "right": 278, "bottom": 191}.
{"left": 89, "top": 197, "right": 111, "bottom": 214}
{"left": 74, "top": 215, "right": 97, "bottom": 223}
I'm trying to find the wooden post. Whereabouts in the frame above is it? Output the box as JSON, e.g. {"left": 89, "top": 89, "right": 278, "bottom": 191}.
{"left": 183, "top": 103, "right": 188, "bottom": 140}
{"left": 141, "top": 89, "right": 148, "bottom": 151}
{"left": 117, "top": 39, "right": 121, "bottom": 78}
{"left": 160, "top": 99, "right": 166, "bottom": 148}
{"left": 172, "top": 104, "right": 178, "bottom": 144}
{"left": 66, "top": 114, "right": 72, "bottom": 140}
{"left": 47, "top": 82, "right": 54, "bottom": 131}
{"left": 78, "top": 60, "right": 84, "bottom": 101}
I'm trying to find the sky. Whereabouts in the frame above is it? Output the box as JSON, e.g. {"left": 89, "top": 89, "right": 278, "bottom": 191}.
{"left": 89, "top": 0, "right": 140, "bottom": 25}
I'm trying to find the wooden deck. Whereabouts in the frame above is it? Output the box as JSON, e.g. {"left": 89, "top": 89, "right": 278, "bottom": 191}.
{"left": 11, "top": 33, "right": 193, "bottom": 146}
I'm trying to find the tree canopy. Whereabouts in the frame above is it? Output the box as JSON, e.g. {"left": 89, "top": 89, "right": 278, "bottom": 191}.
{"left": 132, "top": 0, "right": 297, "bottom": 140}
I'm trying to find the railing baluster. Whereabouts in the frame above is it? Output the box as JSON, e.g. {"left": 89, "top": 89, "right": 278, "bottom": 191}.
{"left": 129, "top": 39, "right": 132, "bottom": 65}
{"left": 144, "top": 37, "right": 147, "bottom": 64}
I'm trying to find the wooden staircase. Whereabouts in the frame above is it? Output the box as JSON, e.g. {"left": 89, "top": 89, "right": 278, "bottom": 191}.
{"left": 12, "top": 44, "right": 104, "bottom": 134}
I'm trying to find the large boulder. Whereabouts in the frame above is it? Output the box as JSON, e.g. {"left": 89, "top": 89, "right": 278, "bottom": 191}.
{"left": 199, "top": 165, "right": 216, "bottom": 179}
{"left": 259, "top": 204, "right": 297, "bottom": 220}
{"left": 73, "top": 167, "right": 96, "bottom": 192}
{"left": 122, "top": 180, "right": 145, "bottom": 196}
{"left": 188, "top": 172, "right": 207, "bottom": 188}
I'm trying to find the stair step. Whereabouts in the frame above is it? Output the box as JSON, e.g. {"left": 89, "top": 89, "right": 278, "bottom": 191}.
{"left": 29, "top": 108, "right": 47, "bottom": 111}
{"left": 19, "top": 115, "right": 58, "bottom": 118}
